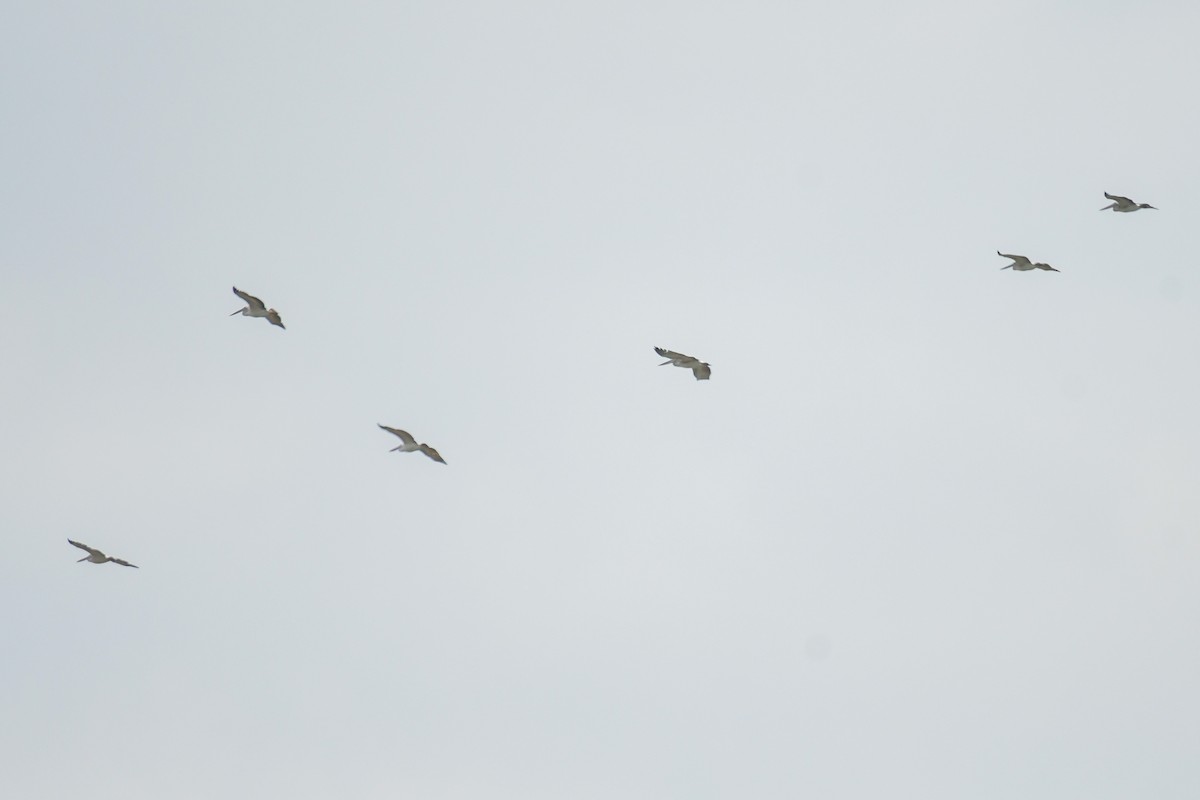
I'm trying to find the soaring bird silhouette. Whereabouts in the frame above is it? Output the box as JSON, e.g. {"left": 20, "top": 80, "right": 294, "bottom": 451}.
{"left": 230, "top": 287, "right": 285, "bottom": 329}
{"left": 655, "top": 347, "right": 712, "bottom": 380}
{"left": 68, "top": 539, "right": 138, "bottom": 568}
{"left": 378, "top": 425, "right": 447, "bottom": 464}
{"left": 1100, "top": 192, "right": 1157, "bottom": 213}
{"left": 998, "top": 251, "right": 1059, "bottom": 272}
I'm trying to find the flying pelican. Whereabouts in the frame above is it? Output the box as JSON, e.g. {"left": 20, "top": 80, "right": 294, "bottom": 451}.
{"left": 230, "top": 287, "right": 285, "bottom": 329}
{"left": 998, "top": 251, "right": 1060, "bottom": 272}
{"left": 655, "top": 347, "right": 712, "bottom": 380}
{"left": 377, "top": 424, "right": 447, "bottom": 464}
{"left": 1100, "top": 192, "right": 1157, "bottom": 212}
{"left": 67, "top": 539, "right": 138, "bottom": 568}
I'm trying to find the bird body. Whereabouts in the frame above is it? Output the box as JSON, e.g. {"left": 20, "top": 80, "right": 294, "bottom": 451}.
{"left": 654, "top": 347, "right": 711, "bottom": 380}
{"left": 68, "top": 539, "right": 138, "bottom": 568}
{"left": 378, "top": 424, "right": 447, "bottom": 463}
{"left": 1100, "top": 192, "right": 1156, "bottom": 213}
{"left": 998, "top": 251, "right": 1059, "bottom": 272}
{"left": 230, "top": 287, "right": 285, "bottom": 329}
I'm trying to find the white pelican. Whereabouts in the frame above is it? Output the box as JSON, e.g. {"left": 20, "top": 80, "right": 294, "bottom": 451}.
{"left": 1100, "top": 192, "right": 1157, "bottom": 212}
{"left": 230, "top": 287, "right": 285, "bottom": 329}
{"left": 998, "top": 251, "right": 1059, "bottom": 272}
{"left": 655, "top": 347, "right": 712, "bottom": 380}
{"left": 378, "top": 424, "right": 447, "bottom": 464}
{"left": 68, "top": 539, "right": 138, "bottom": 568}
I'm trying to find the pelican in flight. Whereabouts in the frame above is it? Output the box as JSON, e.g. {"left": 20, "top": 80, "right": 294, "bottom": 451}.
{"left": 230, "top": 287, "right": 285, "bottom": 329}
{"left": 998, "top": 251, "right": 1059, "bottom": 272}
{"left": 655, "top": 347, "right": 712, "bottom": 380}
{"left": 68, "top": 539, "right": 138, "bottom": 568}
{"left": 378, "top": 424, "right": 447, "bottom": 464}
{"left": 1100, "top": 192, "right": 1156, "bottom": 213}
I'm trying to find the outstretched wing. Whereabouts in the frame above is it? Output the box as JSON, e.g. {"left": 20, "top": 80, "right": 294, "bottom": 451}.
{"left": 997, "top": 251, "right": 1030, "bottom": 265}
{"left": 692, "top": 363, "right": 712, "bottom": 381}
{"left": 378, "top": 424, "right": 417, "bottom": 446}
{"left": 266, "top": 310, "right": 286, "bottom": 330}
{"left": 1104, "top": 192, "right": 1133, "bottom": 206}
{"left": 420, "top": 444, "right": 447, "bottom": 464}
{"left": 67, "top": 539, "right": 101, "bottom": 557}
{"left": 110, "top": 558, "right": 139, "bottom": 568}
{"left": 655, "top": 347, "right": 691, "bottom": 361}
{"left": 232, "top": 287, "right": 267, "bottom": 312}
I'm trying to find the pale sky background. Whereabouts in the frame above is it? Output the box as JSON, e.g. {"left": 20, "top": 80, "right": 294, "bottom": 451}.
{"left": 2, "top": 2, "right": 1200, "bottom": 798}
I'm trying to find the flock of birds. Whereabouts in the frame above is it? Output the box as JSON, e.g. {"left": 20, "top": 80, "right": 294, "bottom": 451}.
{"left": 996, "top": 191, "right": 1156, "bottom": 273}
{"left": 64, "top": 190, "right": 1155, "bottom": 568}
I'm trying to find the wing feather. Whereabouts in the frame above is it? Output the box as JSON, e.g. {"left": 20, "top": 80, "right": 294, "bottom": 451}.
{"left": 232, "top": 287, "right": 267, "bottom": 311}
{"left": 997, "top": 251, "right": 1031, "bottom": 265}
{"left": 67, "top": 539, "right": 101, "bottom": 556}
{"left": 378, "top": 424, "right": 417, "bottom": 446}
{"left": 420, "top": 444, "right": 447, "bottom": 464}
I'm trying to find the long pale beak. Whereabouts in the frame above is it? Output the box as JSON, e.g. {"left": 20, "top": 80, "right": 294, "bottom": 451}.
{"left": 658, "top": 360, "right": 672, "bottom": 366}
{"left": 77, "top": 556, "right": 89, "bottom": 562}
{"left": 230, "top": 308, "right": 244, "bottom": 316}
{"left": 1000, "top": 265, "right": 1012, "bottom": 269}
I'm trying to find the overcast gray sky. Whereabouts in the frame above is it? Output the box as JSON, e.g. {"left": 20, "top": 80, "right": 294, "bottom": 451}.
{"left": 3, "top": 2, "right": 1200, "bottom": 798}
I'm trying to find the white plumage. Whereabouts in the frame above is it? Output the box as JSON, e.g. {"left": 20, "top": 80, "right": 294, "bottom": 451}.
{"left": 998, "top": 251, "right": 1059, "bottom": 272}
{"left": 230, "top": 286, "right": 286, "bottom": 329}
{"left": 378, "top": 425, "right": 447, "bottom": 464}
{"left": 1100, "top": 192, "right": 1156, "bottom": 213}
{"left": 68, "top": 539, "right": 138, "bottom": 568}
{"left": 654, "top": 347, "right": 712, "bottom": 380}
